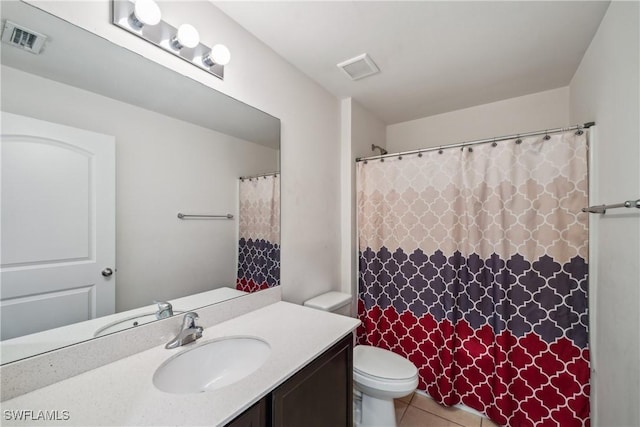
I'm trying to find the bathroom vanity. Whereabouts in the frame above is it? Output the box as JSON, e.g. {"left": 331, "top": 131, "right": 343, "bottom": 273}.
{"left": 226, "top": 334, "right": 352, "bottom": 427}
{"left": 0, "top": 300, "right": 359, "bottom": 426}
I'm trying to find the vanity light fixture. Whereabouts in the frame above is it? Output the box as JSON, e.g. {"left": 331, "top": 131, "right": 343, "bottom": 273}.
{"left": 112, "top": 0, "right": 229, "bottom": 80}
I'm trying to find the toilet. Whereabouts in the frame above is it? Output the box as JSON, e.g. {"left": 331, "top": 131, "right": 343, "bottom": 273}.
{"left": 304, "top": 292, "right": 419, "bottom": 427}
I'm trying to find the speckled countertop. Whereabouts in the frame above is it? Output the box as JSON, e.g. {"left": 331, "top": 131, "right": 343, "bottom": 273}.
{"left": 0, "top": 302, "right": 360, "bottom": 426}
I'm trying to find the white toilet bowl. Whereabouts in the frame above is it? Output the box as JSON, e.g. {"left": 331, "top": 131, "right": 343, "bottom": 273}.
{"left": 301, "top": 292, "right": 419, "bottom": 427}
{"left": 353, "top": 345, "right": 419, "bottom": 427}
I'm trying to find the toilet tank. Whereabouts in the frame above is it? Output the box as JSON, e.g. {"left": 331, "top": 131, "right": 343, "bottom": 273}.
{"left": 303, "top": 291, "right": 352, "bottom": 316}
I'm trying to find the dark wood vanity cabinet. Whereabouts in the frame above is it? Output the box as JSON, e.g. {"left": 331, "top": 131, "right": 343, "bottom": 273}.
{"left": 225, "top": 399, "right": 267, "bottom": 427}
{"left": 224, "top": 334, "right": 353, "bottom": 427}
{"left": 271, "top": 334, "right": 353, "bottom": 427}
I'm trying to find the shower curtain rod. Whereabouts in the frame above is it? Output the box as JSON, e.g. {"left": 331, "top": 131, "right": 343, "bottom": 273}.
{"left": 356, "top": 122, "right": 595, "bottom": 162}
{"left": 239, "top": 171, "right": 279, "bottom": 181}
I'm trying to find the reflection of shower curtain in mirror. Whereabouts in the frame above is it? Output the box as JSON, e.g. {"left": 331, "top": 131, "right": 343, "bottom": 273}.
{"left": 236, "top": 174, "right": 280, "bottom": 292}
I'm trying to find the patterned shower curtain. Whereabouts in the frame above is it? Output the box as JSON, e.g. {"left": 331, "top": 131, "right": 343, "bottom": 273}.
{"left": 357, "top": 131, "right": 590, "bottom": 426}
{"left": 236, "top": 174, "right": 280, "bottom": 292}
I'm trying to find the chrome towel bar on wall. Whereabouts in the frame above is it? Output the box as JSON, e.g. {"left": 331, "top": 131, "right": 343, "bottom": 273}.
{"left": 177, "top": 213, "right": 234, "bottom": 219}
{"left": 582, "top": 199, "right": 640, "bottom": 214}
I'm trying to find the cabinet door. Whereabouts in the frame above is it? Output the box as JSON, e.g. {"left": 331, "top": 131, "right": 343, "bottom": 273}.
{"left": 272, "top": 335, "right": 353, "bottom": 427}
{"left": 225, "top": 398, "right": 266, "bottom": 427}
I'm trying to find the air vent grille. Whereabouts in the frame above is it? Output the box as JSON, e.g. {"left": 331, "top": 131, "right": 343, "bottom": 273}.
{"left": 1, "top": 21, "right": 47, "bottom": 54}
{"left": 11, "top": 28, "right": 37, "bottom": 49}
{"left": 337, "top": 53, "right": 380, "bottom": 81}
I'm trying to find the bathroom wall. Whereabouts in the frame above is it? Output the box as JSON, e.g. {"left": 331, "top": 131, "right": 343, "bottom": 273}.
{"left": 386, "top": 87, "right": 570, "bottom": 152}
{"left": 25, "top": 0, "right": 343, "bottom": 305}
{"left": 340, "top": 98, "right": 386, "bottom": 311}
{"left": 1, "top": 65, "right": 278, "bottom": 312}
{"left": 569, "top": 2, "right": 640, "bottom": 426}
{"left": 23, "top": 11, "right": 639, "bottom": 427}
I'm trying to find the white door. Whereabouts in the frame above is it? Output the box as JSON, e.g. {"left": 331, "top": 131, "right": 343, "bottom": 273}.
{"left": 1, "top": 112, "right": 115, "bottom": 340}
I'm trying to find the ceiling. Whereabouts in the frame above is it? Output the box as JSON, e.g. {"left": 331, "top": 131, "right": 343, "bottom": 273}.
{"left": 214, "top": 1, "right": 610, "bottom": 125}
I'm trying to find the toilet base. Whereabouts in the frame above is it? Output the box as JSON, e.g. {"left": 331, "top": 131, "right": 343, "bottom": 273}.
{"left": 358, "top": 393, "right": 397, "bottom": 427}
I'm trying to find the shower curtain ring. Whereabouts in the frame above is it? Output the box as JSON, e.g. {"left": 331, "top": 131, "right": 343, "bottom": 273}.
{"left": 543, "top": 130, "right": 551, "bottom": 140}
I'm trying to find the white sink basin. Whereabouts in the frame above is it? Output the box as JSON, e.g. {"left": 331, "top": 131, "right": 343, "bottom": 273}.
{"left": 153, "top": 336, "right": 271, "bottom": 394}
{"left": 94, "top": 311, "right": 184, "bottom": 337}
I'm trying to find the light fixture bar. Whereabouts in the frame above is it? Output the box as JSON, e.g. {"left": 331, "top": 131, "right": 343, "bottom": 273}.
{"left": 112, "top": 0, "right": 226, "bottom": 80}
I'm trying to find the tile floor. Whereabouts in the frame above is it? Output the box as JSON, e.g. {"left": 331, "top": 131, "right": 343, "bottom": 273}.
{"left": 394, "top": 393, "right": 500, "bottom": 427}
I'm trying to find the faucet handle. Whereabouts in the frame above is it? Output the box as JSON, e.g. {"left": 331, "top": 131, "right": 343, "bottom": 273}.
{"left": 164, "top": 312, "right": 203, "bottom": 349}
{"left": 154, "top": 300, "right": 173, "bottom": 319}
{"left": 182, "top": 312, "right": 199, "bottom": 329}
{"left": 194, "top": 326, "right": 204, "bottom": 339}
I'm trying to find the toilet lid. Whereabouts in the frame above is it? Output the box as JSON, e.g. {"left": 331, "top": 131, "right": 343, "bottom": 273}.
{"left": 353, "top": 345, "right": 418, "bottom": 380}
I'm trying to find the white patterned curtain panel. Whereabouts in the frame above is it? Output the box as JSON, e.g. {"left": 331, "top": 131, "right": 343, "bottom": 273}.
{"left": 236, "top": 174, "right": 280, "bottom": 292}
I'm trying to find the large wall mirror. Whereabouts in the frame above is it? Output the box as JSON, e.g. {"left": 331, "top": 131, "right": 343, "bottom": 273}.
{"left": 0, "top": 1, "right": 281, "bottom": 364}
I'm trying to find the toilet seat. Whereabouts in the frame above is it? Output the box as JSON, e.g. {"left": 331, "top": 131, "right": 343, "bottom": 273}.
{"left": 354, "top": 369, "right": 419, "bottom": 394}
{"left": 353, "top": 345, "right": 419, "bottom": 395}
{"left": 354, "top": 345, "right": 418, "bottom": 380}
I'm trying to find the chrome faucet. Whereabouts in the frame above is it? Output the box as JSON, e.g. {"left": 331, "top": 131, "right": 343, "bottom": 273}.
{"left": 154, "top": 301, "right": 173, "bottom": 319}
{"left": 165, "top": 312, "right": 203, "bottom": 349}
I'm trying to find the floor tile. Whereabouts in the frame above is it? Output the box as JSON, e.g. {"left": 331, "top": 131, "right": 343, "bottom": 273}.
{"left": 399, "top": 406, "right": 463, "bottom": 427}
{"left": 398, "top": 392, "right": 414, "bottom": 404}
{"left": 395, "top": 400, "right": 409, "bottom": 424}
{"left": 410, "top": 394, "right": 482, "bottom": 427}
{"left": 480, "top": 417, "right": 501, "bottom": 427}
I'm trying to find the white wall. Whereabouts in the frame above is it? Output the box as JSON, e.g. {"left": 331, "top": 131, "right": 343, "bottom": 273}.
{"left": 569, "top": 2, "right": 640, "bottom": 426}
{"left": 26, "top": 0, "right": 343, "bottom": 305}
{"left": 387, "top": 87, "right": 570, "bottom": 152}
{"left": 340, "top": 98, "right": 386, "bottom": 312}
{"left": 1, "top": 65, "right": 278, "bottom": 312}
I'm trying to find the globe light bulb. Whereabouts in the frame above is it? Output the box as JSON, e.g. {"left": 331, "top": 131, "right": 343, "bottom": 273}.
{"left": 130, "top": 0, "right": 161, "bottom": 29}
{"left": 171, "top": 24, "right": 200, "bottom": 50}
{"left": 203, "top": 44, "right": 231, "bottom": 67}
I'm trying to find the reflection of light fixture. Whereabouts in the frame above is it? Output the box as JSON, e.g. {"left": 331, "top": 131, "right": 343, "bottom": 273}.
{"left": 170, "top": 24, "right": 199, "bottom": 50}
{"left": 203, "top": 44, "right": 231, "bottom": 67}
{"left": 129, "top": 0, "right": 161, "bottom": 29}
{"left": 112, "top": 0, "right": 230, "bottom": 80}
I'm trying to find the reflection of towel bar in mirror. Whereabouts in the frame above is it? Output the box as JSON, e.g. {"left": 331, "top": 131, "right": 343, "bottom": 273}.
{"left": 177, "top": 213, "right": 234, "bottom": 219}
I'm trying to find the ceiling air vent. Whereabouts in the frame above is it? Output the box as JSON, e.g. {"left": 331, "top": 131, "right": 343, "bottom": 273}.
{"left": 1, "top": 20, "right": 48, "bottom": 54}
{"left": 337, "top": 53, "right": 380, "bottom": 81}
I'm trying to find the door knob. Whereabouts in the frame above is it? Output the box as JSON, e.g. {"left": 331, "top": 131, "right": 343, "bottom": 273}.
{"left": 102, "top": 268, "right": 114, "bottom": 277}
